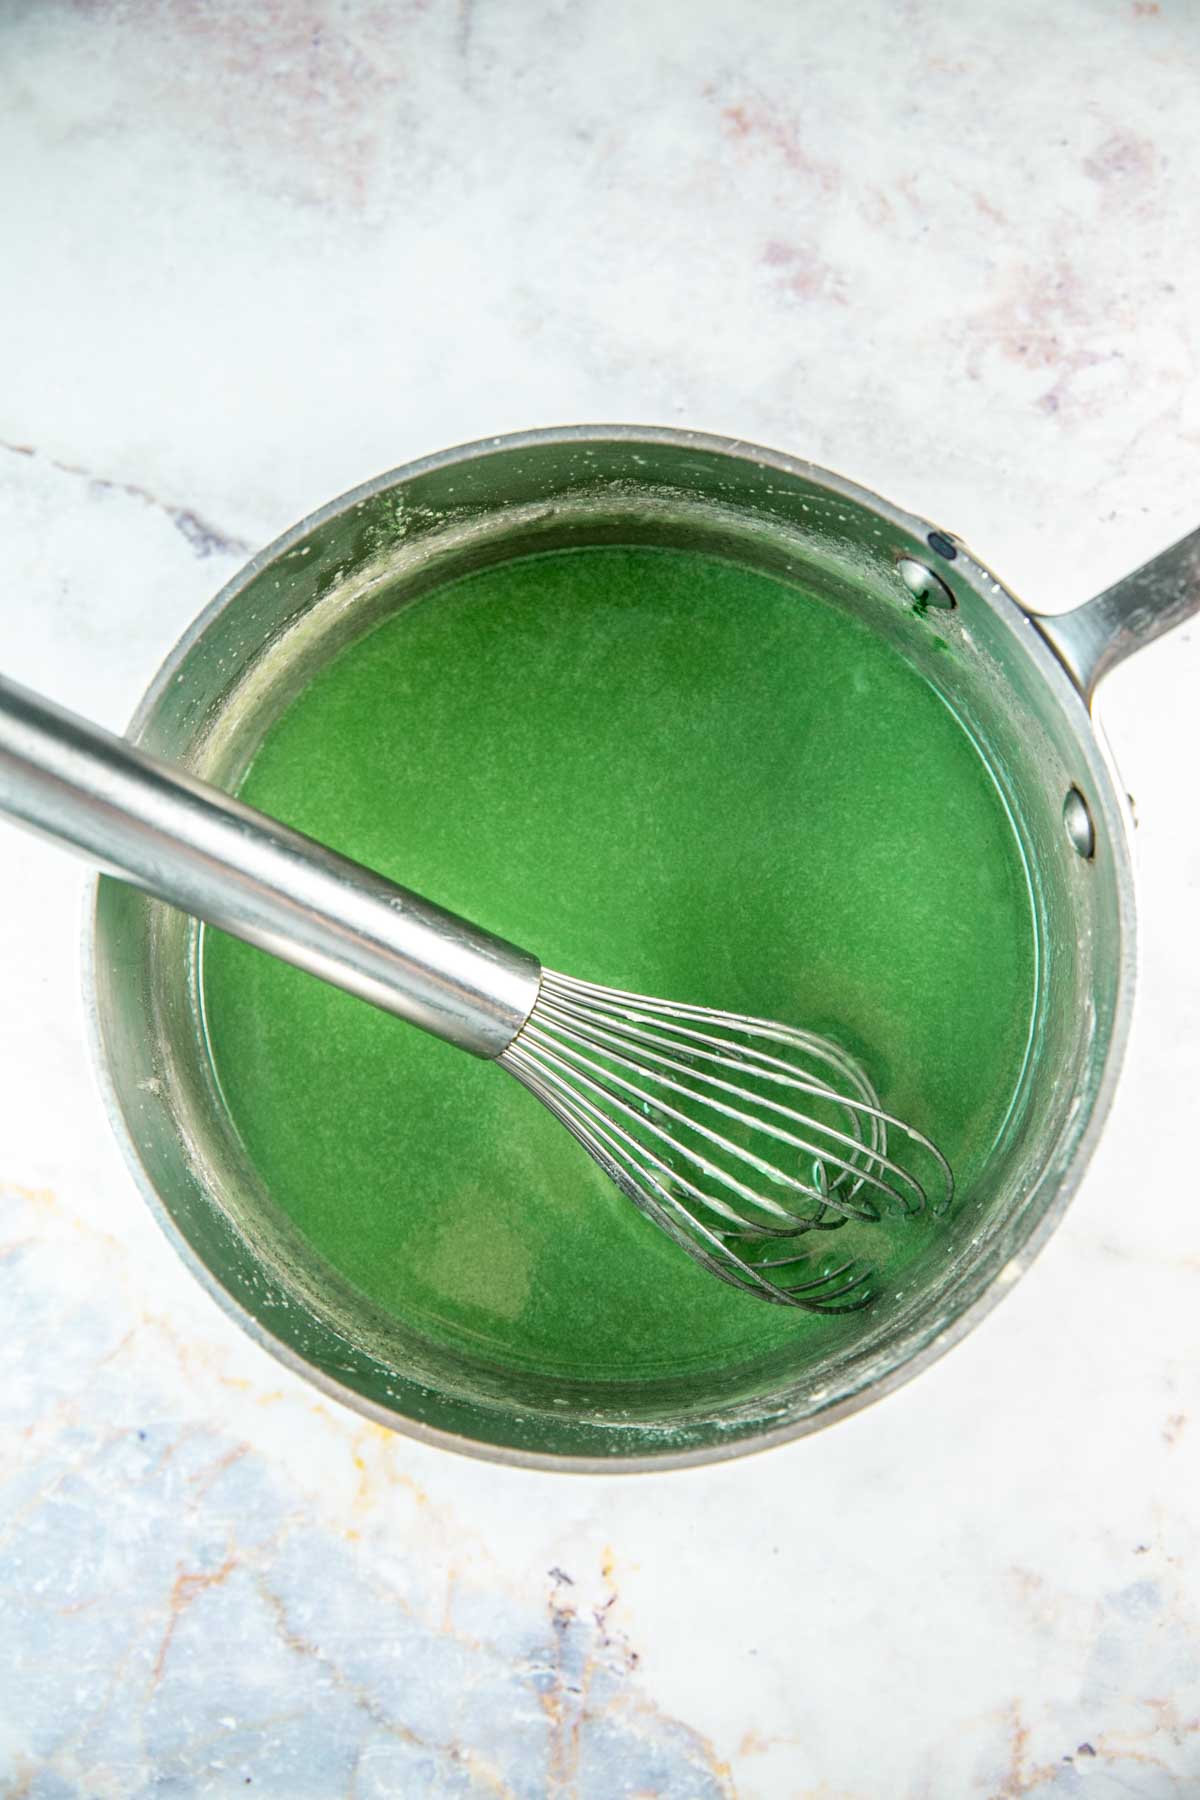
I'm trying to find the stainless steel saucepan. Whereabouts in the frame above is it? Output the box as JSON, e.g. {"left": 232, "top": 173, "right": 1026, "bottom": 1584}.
{"left": 78, "top": 427, "right": 1198, "bottom": 1469}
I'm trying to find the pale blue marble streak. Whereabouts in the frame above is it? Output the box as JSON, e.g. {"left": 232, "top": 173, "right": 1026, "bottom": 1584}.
{"left": 1, "top": 1234, "right": 729, "bottom": 1798}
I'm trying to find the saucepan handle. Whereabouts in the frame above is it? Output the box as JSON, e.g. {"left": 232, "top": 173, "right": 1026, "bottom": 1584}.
{"left": 1031, "top": 526, "right": 1200, "bottom": 705}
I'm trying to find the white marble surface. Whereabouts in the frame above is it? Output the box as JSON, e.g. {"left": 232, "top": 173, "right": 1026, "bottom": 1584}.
{"left": 2, "top": 2, "right": 1199, "bottom": 1794}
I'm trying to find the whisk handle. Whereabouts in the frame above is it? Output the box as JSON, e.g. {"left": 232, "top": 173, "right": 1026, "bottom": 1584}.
{"left": 0, "top": 673, "right": 541, "bottom": 1058}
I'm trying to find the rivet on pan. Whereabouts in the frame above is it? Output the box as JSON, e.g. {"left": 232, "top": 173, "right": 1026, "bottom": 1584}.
{"left": 1064, "top": 787, "right": 1095, "bottom": 860}
{"left": 896, "top": 558, "right": 956, "bottom": 611}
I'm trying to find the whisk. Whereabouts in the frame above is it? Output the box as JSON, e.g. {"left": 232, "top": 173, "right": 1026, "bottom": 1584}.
{"left": 504, "top": 975, "right": 950, "bottom": 1308}
{"left": 0, "top": 673, "right": 952, "bottom": 1311}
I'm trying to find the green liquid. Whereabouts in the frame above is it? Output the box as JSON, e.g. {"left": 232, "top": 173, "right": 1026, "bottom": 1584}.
{"left": 201, "top": 547, "right": 1036, "bottom": 1379}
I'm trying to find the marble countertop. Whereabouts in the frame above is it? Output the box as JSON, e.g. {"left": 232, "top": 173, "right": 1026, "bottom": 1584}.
{"left": 2, "top": 3, "right": 1199, "bottom": 1794}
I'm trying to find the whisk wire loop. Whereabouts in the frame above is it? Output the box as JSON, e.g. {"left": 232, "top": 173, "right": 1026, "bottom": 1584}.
{"left": 500, "top": 969, "right": 953, "bottom": 1312}
{"left": 525, "top": 1006, "right": 922, "bottom": 1219}
{"left": 539, "top": 973, "right": 953, "bottom": 1209}
{"left": 504, "top": 1043, "right": 875, "bottom": 1310}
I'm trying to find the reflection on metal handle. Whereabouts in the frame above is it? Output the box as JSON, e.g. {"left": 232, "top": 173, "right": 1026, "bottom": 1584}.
{"left": 1032, "top": 526, "right": 1200, "bottom": 704}
{"left": 0, "top": 674, "right": 541, "bottom": 1057}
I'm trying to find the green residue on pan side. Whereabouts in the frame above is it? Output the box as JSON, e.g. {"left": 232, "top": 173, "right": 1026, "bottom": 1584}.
{"left": 201, "top": 546, "right": 1037, "bottom": 1380}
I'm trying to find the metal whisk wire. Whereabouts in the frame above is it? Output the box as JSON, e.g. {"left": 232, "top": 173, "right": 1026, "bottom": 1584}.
{"left": 500, "top": 971, "right": 953, "bottom": 1311}
{"left": 0, "top": 674, "right": 954, "bottom": 1315}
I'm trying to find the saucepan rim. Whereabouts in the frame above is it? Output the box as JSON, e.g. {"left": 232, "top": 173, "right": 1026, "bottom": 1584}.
{"left": 81, "top": 424, "right": 1139, "bottom": 1472}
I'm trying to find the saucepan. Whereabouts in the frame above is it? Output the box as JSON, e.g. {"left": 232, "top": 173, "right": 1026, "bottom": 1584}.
{"left": 81, "top": 427, "right": 1198, "bottom": 1469}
